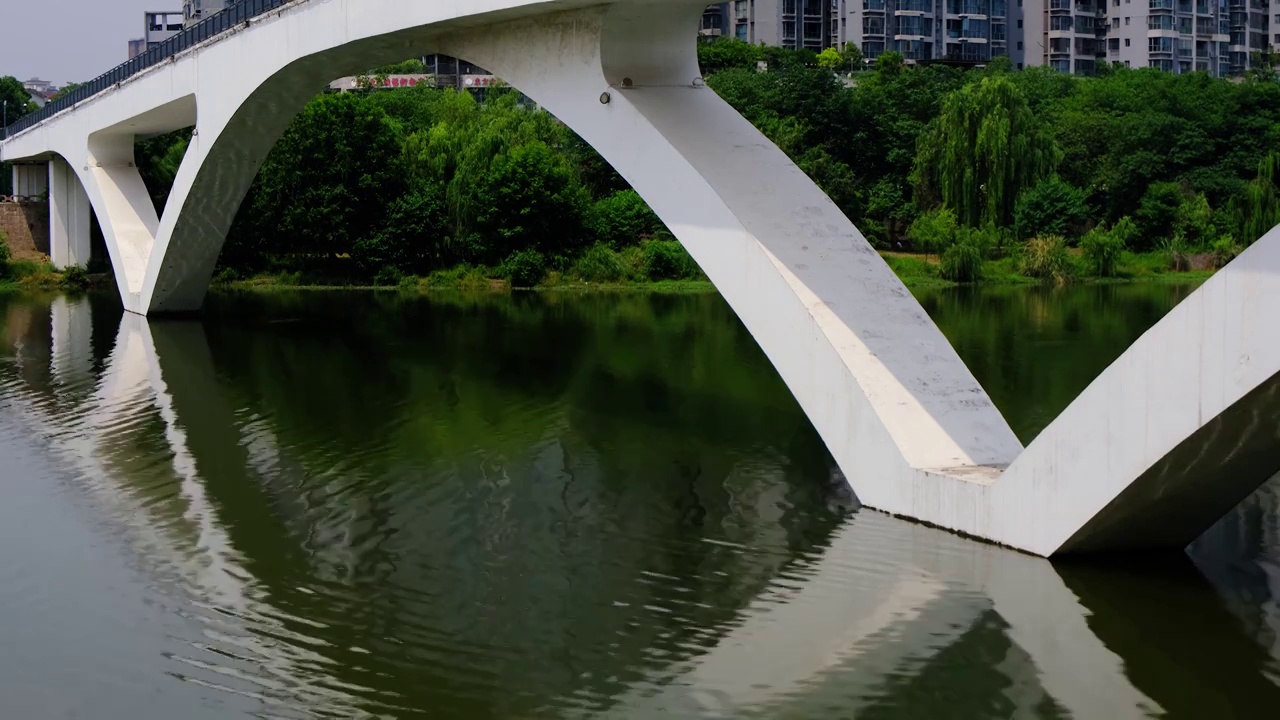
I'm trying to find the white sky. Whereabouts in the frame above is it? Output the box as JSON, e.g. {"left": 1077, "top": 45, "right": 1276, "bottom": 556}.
{"left": 1, "top": 1, "right": 161, "bottom": 86}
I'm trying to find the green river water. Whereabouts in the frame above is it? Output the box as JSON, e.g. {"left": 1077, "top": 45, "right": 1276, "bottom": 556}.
{"left": 0, "top": 284, "right": 1277, "bottom": 719}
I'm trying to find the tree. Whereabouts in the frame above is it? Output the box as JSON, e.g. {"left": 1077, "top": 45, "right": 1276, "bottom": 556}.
{"left": 697, "top": 38, "right": 764, "bottom": 75}
{"left": 1134, "top": 182, "right": 1184, "bottom": 250}
{"left": 136, "top": 128, "right": 191, "bottom": 213}
{"left": 1227, "top": 153, "right": 1280, "bottom": 245}
{"left": 353, "top": 183, "right": 447, "bottom": 274}
{"left": 1173, "top": 192, "right": 1214, "bottom": 246}
{"left": 907, "top": 207, "right": 958, "bottom": 258}
{"left": 472, "top": 140, "right": 589, "bottom": 264}
{"left": 50, "top": 81, "right": 83, "bottom": 100}
{"left": 251, "top": 92, "right": 406, "bottom": 259}
{"left": 372, "top": 58, "right": 426, "bottom": 75}
{"left": 841, "top": 43, "right": 864, "bottom": 71}
{"left": 913, "top": 75, "right": 1061, "bottom": 228}
{"left": 1013, "top": 175, "right": 1088, "bottom": 240}
{"left": 817, "top": 48, "right": 844, "bottom": 71}
{"left": 586, "top": 190, "right": 662, "bottom": 248}
{"left": 0, "top": 76, "right": 35, "bottom": 126}
{"left": 1246, "top": 50, "right": 1279, "bottom": 83}
{"left": 875, "top": 51, "right": 905, "bottom": 77}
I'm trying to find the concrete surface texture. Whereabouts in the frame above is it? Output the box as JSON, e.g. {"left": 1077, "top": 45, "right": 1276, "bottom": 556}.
{"left": 2, "top": 0, "right": 1278, "bottom": 557}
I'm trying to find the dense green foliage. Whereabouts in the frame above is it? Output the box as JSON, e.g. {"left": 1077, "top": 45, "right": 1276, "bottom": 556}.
{"left": 109, "top": 43, "right": 1280, "bottom": 288}
{"left": 0, "top": 230, "right": 10, "bottom": 278}
{"left": 915, "top": 76, "right": 1060, "bottom": 228}
{"left": 0, "top": 76, "right": 34, "bottom": 127}
{"left": 0, "top": 75, "right": 37, "bottom": 196}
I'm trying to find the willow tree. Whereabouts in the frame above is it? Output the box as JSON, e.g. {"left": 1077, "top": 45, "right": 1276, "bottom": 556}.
{"left": 913, "top": 76, "right": 1061, "bottom": 228}
{"left": 1228, "top": 153, "right": 1280, "bottom": 245}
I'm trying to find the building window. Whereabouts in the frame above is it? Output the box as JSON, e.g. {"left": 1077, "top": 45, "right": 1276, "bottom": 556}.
{"left": 1017, "top": 40, "right": 1023, "bottom": 49}
{"left": 1017, "top": 62, "right": 1023, "bottom": 69}
{"left": 1113, "top": 17, "right": 1119, "bottom": 26}
{"left": 1125, "top": 37, "right": 1131, "bottom": 46}
{"left": 1018, "top": 19, "right": 1022, "bottom": 26}
{"left": 1125, "top": 16, "right": 1131, "bottom": 23}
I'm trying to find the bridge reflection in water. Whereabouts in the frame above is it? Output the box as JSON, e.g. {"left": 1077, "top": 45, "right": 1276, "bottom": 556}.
{"left": 1, "top": 293, "right": 1279, "bottom": 717}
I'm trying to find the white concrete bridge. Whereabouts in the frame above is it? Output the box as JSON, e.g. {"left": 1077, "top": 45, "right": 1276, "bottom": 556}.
{"left": 3, "top": 0, "right": 1279, "bottom": 558}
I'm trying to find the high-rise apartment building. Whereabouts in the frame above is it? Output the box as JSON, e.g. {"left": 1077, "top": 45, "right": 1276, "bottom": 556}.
{"left": 840, "top": 0, "right": 1017, "bottom": 66}
{"left": 1025, "top": 0, "right": 1273, "bottom": 75}
{"left": 707, "top": 0, "right": 1273, "bottom": 75}
{"left": 703, "top": 1, "right": 841, "bottom": 50}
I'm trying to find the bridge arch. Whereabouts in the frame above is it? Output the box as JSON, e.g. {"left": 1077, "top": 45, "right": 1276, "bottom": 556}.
{"left": 140, "top": 0, "right": 1021, "bottom": 515}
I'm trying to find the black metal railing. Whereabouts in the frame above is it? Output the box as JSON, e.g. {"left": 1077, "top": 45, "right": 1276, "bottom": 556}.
{"left": 3, "top": 0, "right": 293, "bottom": 140}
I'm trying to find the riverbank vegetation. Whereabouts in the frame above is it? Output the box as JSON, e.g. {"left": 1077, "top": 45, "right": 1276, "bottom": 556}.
{"left": 8, "top": 48, "right": 1280, "bottom": 291}
{"left": 0, "top": 231, "right": 91, "bottom": 291}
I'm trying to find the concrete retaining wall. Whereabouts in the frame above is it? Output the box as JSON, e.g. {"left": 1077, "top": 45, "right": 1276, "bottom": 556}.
{"left": 0, "top": 201, "right": 50, "bottom": 260}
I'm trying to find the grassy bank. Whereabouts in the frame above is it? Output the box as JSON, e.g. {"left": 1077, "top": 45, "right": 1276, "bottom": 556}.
{"left": 883, "top": 249, "right": 1216, "bottom": 289}
{"left": 0, "top": 258, "right": 93, "bottom": 292}
{"left": 214, "top": 248, "right": 1216, "bottom": 295}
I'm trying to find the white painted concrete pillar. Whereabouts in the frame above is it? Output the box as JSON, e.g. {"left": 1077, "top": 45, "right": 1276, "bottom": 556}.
{"left": 11, "top": 163, "right": 48, "bottom": 198}
{"left": 48, "top": 157, "right": 92, "bottom": 269}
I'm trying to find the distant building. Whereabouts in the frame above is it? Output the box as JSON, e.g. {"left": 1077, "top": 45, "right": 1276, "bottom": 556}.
{"left": 1021, "top": 0, "right": 1261, "bottom": 77}
{"left": 707, "top": 0, "right": 841, "bottom": 51}
{"left": 839, "top": 0, "right": 1015, "bottom": 67}
{"left": 21, "top": 78, "right": 55, "bottom": 95}
{"left": 328, "top": 55, "right": 527, "bottom": 101}
{"left": 183, "top": 0, "right": 231, "bottom": 27}
{"left": 128, "top": 11, "right": 184, "bottom": 59}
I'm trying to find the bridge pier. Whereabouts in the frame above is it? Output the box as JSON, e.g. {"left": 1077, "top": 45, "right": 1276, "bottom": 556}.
{"left": 48, "top": 157, "right": 91, "bottom": 269}
{"left": 9, "top": 163, "right": 48, "bottom": 199}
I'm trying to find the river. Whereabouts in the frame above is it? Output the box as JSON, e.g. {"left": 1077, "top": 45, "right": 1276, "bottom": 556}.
{"left": 0, "top": 285, "right": 1277, "bottom": 718}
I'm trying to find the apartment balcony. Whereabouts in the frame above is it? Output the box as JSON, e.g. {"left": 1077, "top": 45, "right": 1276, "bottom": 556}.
{"left": 946, "top": 1, "right": 991, "bottom": 15}
{"left": 1049, "top": 0, "right": 1072, "bottom": 10}
{"left": 1149, "top": 0, "right": 1175, "bottom": 10}
{"left": 897, "top": 0, "right": 934, "bottom": 12}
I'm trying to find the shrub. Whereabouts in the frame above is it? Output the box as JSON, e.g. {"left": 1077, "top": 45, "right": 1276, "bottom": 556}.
{"left": 1080, "top": 226, "right": 1124, "bottom": 278}
{"left": 1013, "top": 175, "right": 1088, "bottom": 241}
{"left": 498, "top": 249, "right": 547, "bottom": 287}
{"left": 1158, "top": 233, "right": 1191, "bottom": 272}
{"left": 372, "top": 265, "right": 403, "bottom": 287}
{"left": 585, "top": 190, "right": 662, "bottom": 248}
{"left": 397, "top": 274, "right": 420, "bottom": 293}
{"left": 211, "top": 267, "right": 240, "bottom": 285}
{"left": 940, "top": 241, "right": 984, "bottom": 283}
{"left": 1210, "top": 235, "right": 1241, "bottom": 268}
{"left": 1134, "top": 182, "right": 1183, "bottom": 251}
{"left": 1020, "top": 235, "right": 1073, "bottom": 283}
{"left": 642, "top": 240, "right": 699, "bottom": 280}
{"left": 619, "top": 245, "right": 647, "bottom": 280}
{"left": 571, "top": 244, "right": 627, "bottom": 283}
{"left": 60, "top": 266, "right": 90, "bottom": 290}
{"left": 1173, "top": 192, "right": 1214, "bottom": 248}
{"left": 907, "top": 208, "right": 957, "bottom": 257}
